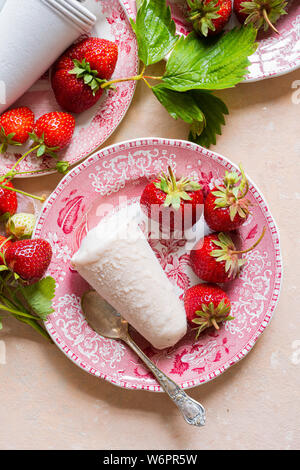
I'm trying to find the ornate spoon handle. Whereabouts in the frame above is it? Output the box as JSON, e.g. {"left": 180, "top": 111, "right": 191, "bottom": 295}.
{"left": 125, "top": 334, "right": 206, "bottom": 427}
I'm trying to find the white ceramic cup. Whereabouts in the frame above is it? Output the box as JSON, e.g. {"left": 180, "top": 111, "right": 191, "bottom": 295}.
{"left": 0, "top": 0, "right": 98, "bottom": 113}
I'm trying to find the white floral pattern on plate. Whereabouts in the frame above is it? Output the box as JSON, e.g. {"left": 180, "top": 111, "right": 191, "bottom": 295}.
{"left": 34, "top": 138, "right": 282, "bottom": 391}
{"left": 53, "top": 293, "right": 126, "bottom": 367}
{"left": 121, "top": 0, "right": 300, "bottom": 82}
{"left": 0, "top": 0, "right": 138, "bottom": 177}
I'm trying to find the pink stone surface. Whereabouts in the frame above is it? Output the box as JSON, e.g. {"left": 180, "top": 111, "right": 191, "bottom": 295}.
{"left": 0, "top": 59, "right": 300, "bottom": 452}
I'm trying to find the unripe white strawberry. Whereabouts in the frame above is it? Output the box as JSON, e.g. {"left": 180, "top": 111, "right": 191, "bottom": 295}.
{"left": 6, "top": 213, "right": 36, "bottom": 239}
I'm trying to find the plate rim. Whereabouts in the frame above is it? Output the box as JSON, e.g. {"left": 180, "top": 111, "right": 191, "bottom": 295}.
{"left": 34, "top": 137, "right": 283, "bottom": 392}
{"left": 242, "top": 61, "right": 300, "bottom": 83}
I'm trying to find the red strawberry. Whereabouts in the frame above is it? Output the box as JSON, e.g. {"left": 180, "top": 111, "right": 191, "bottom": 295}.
{"left": 0, "top": 179, "right": 18, "bottom": 218}
{"left": 190, "top": 228, "right": 266, "bottom": 283}
{"left": 234, "top": 0, "right": 248, "bottom": 23}
{"left": 184, "top": 283, "right": 233, "bottom": 337}
{"left": 233, "top": 0, "right": 288, "bottom": 34}
{"left": 140, "top": 166, "right": 203, "bottom": 236}
{"left": 51, "top": 37, "right": 118, "bottom": 114}
{"left": 0, "top": 235, "right": 12, "bottom": 266}
{"left": 5, "top": 239, "right": 52, "bottom": 283}
{"left": 204, "top": 166, "right": 251, "bottom": 232}
{"left": 187, "top": 0, "right": 232, "bottom": 36}
{"left": 0, "top": 107, "right": 34, "bottom": 153}
{"left": 30, "top": 112, "right": 75, "bottom": 158}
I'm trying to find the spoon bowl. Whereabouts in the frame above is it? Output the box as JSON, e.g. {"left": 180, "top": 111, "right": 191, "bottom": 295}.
{"left": 81, "top": 290, "right": 129, "bottom": 340}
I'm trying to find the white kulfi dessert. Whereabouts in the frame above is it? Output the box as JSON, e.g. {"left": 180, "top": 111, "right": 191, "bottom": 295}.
{"left": 71, "top": 206, "right": 187, "bottom": 349}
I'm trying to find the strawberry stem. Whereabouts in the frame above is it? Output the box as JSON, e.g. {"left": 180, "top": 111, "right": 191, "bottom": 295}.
{"left": 237, "top": 165, "right": 249, "bottom": 200}
{"left": 0, "top": 289, "right": 36, "bottom": 319}
{"left": 262, "top": 8, "right": 280, "bottom": 35}
{"left": 232, "top": 226, "right": 266, "bottom": 255}
{"left": 0, "top": 235, "right": 12, "bottom": 252}
{"left": 237, "top": 179, "right": 249, "bottom": 200}
{"left": 0, "top": 235, "right": 12, "bottom": 264}
{"left": 0, "top": 301, "right": 40, "bottom": 320}
{"left": 1, "top": 147, "right": 68, "bottom": 181}
{"left": 100, "top": 65, "right": 162, "bottom": 90}
{"left": 0, "top": 261, "right": 52, "bottom": 341}
{"left": 144, "top": 75, "right": 163, "bottom": 80}
{"left": 10, "top": 145, "right": 40, "bottom": 173}
{"left": 142, "top": 77, "right": 152, "bottom": 89}
{"left": 101, "top": 74, "right": 144, "bottom": 89}
{"left": 168, "top": 166, "right": 177, "bottom": 191}
{"left": 0, "top": 184, "right": 46, "bottom": 202}
{"left": 211, "top": 318, "right": 220, "bottom": 330}
{"left": 14, "top": 169, "right": 52, "bottom": 176}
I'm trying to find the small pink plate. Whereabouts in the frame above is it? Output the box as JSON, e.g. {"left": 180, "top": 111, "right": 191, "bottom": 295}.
{"left": 0, "top": 0, "right": 138, "bottom": 177}
{"left": 34, "top": 138, "right": 282, "bottom": 391}
{"left": 122, "top": 0, "right": 300, "bottom": 82}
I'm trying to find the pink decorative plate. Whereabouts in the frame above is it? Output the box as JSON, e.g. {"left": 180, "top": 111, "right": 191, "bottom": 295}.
{"left": 0, "top": 0, "right": 138, "bottom": 177}
{"left": 122, "top": 0, "right": 300, "bottom": 82}
{"left": 34, "top": 138, "right": 282, "bottom": 391}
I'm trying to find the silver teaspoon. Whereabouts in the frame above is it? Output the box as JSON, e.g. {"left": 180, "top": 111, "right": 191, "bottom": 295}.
{"left": 81, "top": 290, "right": 206, "bottom": 427}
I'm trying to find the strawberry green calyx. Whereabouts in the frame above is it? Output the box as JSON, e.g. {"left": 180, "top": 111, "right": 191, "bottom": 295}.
{"left": 210, "top": 227, "right": 266, "bottom": 279}
{"left": 0, "top": 126, "right": 22, "bottom": 154}
{"left": 187, "top": 0, "right": 221, "bottom": 36}
{"left": 69, "top": 59, "right": 108, "bottom": 95}
{"left": 241, "top": 0, "right": 288, "bottom": 34}
{"left": 154, "top": 166, "right": 202, "bottom": 210}
{"left": 56, "top": 161, "right": 70, "bottom": 175}
{"left": 192, "top": 299, "right": 234, "bottom": 338}
{"left": 29, "top": 132, "right": 59, "bottom": 159}
{"left": 210, "top": 232, "right": 246, "bottom": 279}
{"left": 212, "top": 165, "right": 251, "bottom": 221}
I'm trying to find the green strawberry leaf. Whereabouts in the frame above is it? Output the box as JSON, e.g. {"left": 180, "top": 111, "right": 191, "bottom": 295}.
{"left": 188, "top": 90, "right": 229, "bottom": 147}
{"left": 37, "top": 145, "right": 46, "bottom": 158}
{"left": 152, "top": 84, "right": 205, "bottom": 126}
{"left": 131, "top": 0, "right": 178, "bottom": 66}
{"left": 162, "top": 25, "right": 258, "bottom": 91}
{"left": 152, "top": 85, "right": 228, "bottom": 147}
{"left": 20, "top": 276, "right": 56, "bottom": 321}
